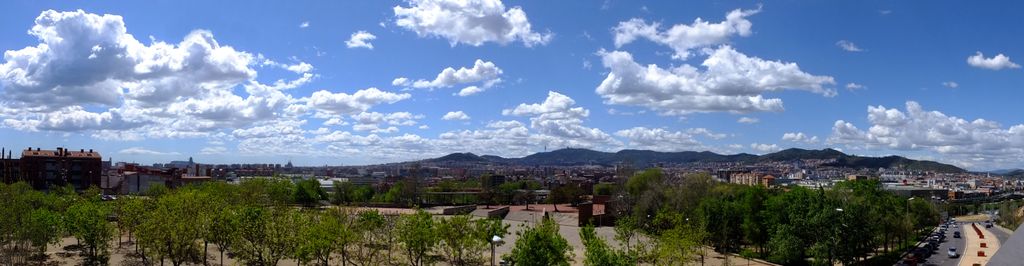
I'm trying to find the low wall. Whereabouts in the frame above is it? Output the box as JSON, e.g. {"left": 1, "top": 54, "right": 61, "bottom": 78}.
{"left": 486, "top": 206, "right": 510, "bottom": 219}
{"left": 441, "top": 205, "right": 477, "bottom": 215}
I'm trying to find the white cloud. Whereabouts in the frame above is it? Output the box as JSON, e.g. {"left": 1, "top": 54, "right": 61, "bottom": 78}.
{"left": 596, "top": 46, "right": 835, "bottom": 115}
{"left": 503, "top": 91, "right": 620, "bottom": 149}
{"left": 845, "top": 83, "right": 866, "bottom": 91}
{"left": 346, "top": 31, "right": 377, "bottom": 49}
{"left": 394, "top": 59, "right": 502, "bottom": 91}
{"left": 349, "top": 111, "right": 423, "bottom": 133}
{"left": 299, "top": 21, "right": 310, "bottom": 28}
{"left": 442, "top": 111, "right": 471, "bottom": 120}
{"left": 119, "top": 147, "right": 181, "bottom": 156}
{"left": 457, "top": 86, "right": 484, "bottom": 97}
{"left": 307, "top": 88, "right": 411, "bottom": 116}
{"left": 613, "top": 7, "right": 760, "bottom": 60}
{"left": 782, "top": 132, "right": 819, "bottom": 143}
{"left": 615, "top": 127, "right": 724, "bottom": 151}
{"left": 393, "top": 0, "right": 552, "bottom": 47}
{"left": 967, "top": 51, "right": 1020, "bottom": 70}
{"left": 0, "top": 9, "right": 312, "bottom": 138}
{"left": 835, "top": 40, "right": 864, "bottom": 52}
{"left": 200, "top": 146, "right": 227, "bottom": 155}
{"left": 258, "top": 54, "right": 314, "bottom": 74}
{"left": 828, "top": 101, "right": 1024, "bottom": 169}
{"left": 942, "top": 81, "right": 959, "bottom": 88}
{"left": 750, "top": 143, "right": 780, "bottom": 153}
{"left": 737, "top": 117, "right": 759, "bottom": 124}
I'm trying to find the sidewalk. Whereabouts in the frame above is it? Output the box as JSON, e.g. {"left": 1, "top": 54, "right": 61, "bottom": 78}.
{"left": 959, "top": 223, "right": 1001, "bottom": 266}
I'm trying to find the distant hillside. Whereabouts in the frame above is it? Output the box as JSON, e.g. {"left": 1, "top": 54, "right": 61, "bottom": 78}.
{"left": 758, "top": 148, "right": 845, "bottom": 161}
{"left": 1005, "top": 169, "right": 1024, "bottom": 178}
{"left": 420, "top": 148, "right": 965, "bottom": 173}
{"left": 825, "top": 155, "right": 964, "bottom": 173}
{"left": 424, "top": 153, "right": 490, "bottom": 163}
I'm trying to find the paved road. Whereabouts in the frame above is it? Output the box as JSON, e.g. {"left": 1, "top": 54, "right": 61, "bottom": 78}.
{"left": 923, "top": 222, "right": 966, "bottom": 266}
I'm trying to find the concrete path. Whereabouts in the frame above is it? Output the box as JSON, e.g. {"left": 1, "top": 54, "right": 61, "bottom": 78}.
{"left": 959, "top": 223, "right": 1001, "bottom": 266}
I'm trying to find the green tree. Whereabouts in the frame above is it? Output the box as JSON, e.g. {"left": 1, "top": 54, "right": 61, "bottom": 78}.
{"left": 66, "top": 199, "right": 115, "bottom": 265}
{"left": 397, "top": 209, "right": 439, "bottom": 266}
{"left": 353, "top": 210, "right": 399, "bottom": 265}
{"left": 136, "top": 189, "right": 208, "bottom": 266}
{"left": 207, "top": 205, "right": 239, "bottom": 266}
{"left": 580, "top": 225, "right": 630, "bottom": 266}
{"left": 505, "top": 217, "right": 572, "bottom": 266}
{"left": 294, "top": 179, "right": 327, "bottom": 207}
{"left": 767, "top": 224, "right": 805, "bottom": 265}
{"left": 233, "top": 207, "right": 303, "bottom": 265}
{"left": 437, "top": 215, "right": 480, "bottom": 265}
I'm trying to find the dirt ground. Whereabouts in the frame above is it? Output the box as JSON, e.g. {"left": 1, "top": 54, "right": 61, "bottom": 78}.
{"left": 43, "top": 225, "right": 774, "bottom": 266}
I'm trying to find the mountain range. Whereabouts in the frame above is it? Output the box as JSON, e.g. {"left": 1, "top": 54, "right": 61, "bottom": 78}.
{"left": 419, "top": 148, "right": 967, "bottom": 173}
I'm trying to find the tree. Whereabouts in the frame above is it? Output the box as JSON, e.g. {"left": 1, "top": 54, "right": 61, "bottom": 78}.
{"left": 326, "top": 208, "right": 360, "bottom": 266}
{"left": 239, "top": 178, "right": 295, "bottom": 206}
{"left": 580, "top": 225, "right": 630, "bottom": 266}
{"left": 353, "top": 210, "right": 398, "bottom": 265}
{"left": 332, "top": 181, "right": 354, "bottom": 205}
{"left": 233, "top": 207, "right": 302, "bottom": 265}
{"left": 437, "top": 215, "right": 480, "bottom": 265}
{"left": 548, "top": 184, "right": 584, "bottom": 212}
{"left": 65, "top": 199, "right": 115, "bottom": 265}
{"left": 136, "top": 189, "right": 208, "bottom": 266}
{"left": 592, "top": 183, "right": 616, "bottom": 196}
{"left": 114, "top": 196, "right": 146, "bottom": 249}
{"left": 767, "top": 224, "right": 804, "bottom": 265}
{"left": 397, "top": 209, "right": 439, "bottom": 266}
{"left": 505, "top": 217, "right": 572, "bottom": 266}
{"left": 434, "top": 215, "right": 508, "bottom": 266}
{"left": 294, "top": 179, "right": 327, "bottom": 207}
{"left": 207, "top": 206, "right": 239, "bottom": 266}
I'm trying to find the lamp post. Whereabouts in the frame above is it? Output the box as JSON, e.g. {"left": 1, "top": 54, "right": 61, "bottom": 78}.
{"left": 491, "top": 235, "right": 503, "bottom": 266}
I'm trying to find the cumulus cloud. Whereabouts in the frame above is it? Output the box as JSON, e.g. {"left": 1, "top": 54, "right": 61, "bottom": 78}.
{"left": 442, "top": 111, "right": 471, "bottom": 120}
{"left": 596, "top": 46, "right": 835, "bottom": 115}
{"left": 503, "top": 91, "right": 620, "bottom": 149}
{"left": 782, "top": 132, "right": 819, "bottom": 143}
{"left": 835, "top": 40, "right": 864, "bottom": 52}
{"left": 394, "top": 59, "right": 502, "bottom": 92}
{"left": 613, "top": 7, "right": 760, "bottom": 60}
{"left": 457, "top": 86, "right": 483, "bottom": 97}
{"left": 307, "top": 88, "right": 411, "bottom": 116}
{"left": 119, "top": 147, "right": 181, "bottom": 156}
{"left": 737, "top": 117, "right": 759, "bottom": 124}
{"left": 750, "top": 143, "right": 780, "bottom": 153}
{"left": 828, "top": 101, "right": 1024, "bottom": 169}
{"left": 299, "top": 21, "right": 310, "bottom": 28}
{"left": 942, "top": 81, "right": 959, "bottom": 88}
{"left": 346, "top": 111, "right": 423, "bottom": 133}
{"left": 615, "top": 127, "right": 724, "bottom": 151}
{"left": 967, "top": 52, "right": 1020, "bottom": 70}
{"left": 393, "top": 0, "right": 552, "bottom": 47}
{"left": 0, "top": 9, "right": 314, "bottom": 140}
{"left": 346, "top": 31, "right": 377, "bottom": 49}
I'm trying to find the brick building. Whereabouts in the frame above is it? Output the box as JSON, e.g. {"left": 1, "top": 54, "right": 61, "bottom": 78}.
{"left": 17, "top": 147, "right": 102, "bottom": 190}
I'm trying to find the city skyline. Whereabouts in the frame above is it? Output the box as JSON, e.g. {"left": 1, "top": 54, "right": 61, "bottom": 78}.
{"left": 2, "top": 1, "right": 1024, "bottom": 170}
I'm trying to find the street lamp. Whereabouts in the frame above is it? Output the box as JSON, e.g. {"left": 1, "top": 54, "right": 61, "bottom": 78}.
{"left": 491, "top": 235, "right": 504, "bottom": 266}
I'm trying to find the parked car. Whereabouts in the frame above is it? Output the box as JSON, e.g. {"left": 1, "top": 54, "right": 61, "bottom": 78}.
{"left": 948, "top": 247, "right": 958, "bottom": 258}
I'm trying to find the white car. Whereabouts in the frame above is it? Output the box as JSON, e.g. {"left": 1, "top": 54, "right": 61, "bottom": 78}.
{"left": 948, "top": 247, "right": 958, "bottom": 258}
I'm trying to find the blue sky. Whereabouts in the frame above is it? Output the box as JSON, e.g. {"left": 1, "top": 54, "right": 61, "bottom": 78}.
{"left": 1, "top": 0, "right": 1023, "bottom": 170}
